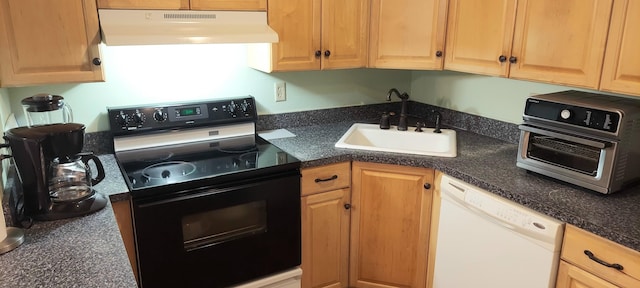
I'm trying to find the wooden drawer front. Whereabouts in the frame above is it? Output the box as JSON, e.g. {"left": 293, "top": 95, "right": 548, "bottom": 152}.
{"left": 301, "top": 162, "right": 350, "bottom": 196}
{"left": 561, "top": 225, "right": 640, "bottom": 287}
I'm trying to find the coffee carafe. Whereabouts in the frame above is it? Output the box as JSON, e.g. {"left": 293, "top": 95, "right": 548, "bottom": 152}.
{"left": 22, "top": 94, "right": 73, "bottom": 127}
{"left": 3, "top": 123, "right": 107, "bottom": 221}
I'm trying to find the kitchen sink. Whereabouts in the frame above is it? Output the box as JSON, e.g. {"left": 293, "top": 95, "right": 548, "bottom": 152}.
{"left": 335, "top": 123, "right": 457, "bottom": 157}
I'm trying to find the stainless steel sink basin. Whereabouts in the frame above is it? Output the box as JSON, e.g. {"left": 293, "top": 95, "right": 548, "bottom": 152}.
{"left": 335, "top": 123, "right": 457, "bottom": 157}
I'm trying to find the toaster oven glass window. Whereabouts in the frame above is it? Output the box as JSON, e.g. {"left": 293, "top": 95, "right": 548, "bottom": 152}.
{"left": 527, "top": 133, "right": 601, "bottom": 176}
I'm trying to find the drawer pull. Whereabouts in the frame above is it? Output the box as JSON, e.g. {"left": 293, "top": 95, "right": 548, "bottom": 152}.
{"left": 584, "top": 250, "right": 624, "bottom": 271}
{"left": 315, "top": 175, "right": 338, "bottom": 183}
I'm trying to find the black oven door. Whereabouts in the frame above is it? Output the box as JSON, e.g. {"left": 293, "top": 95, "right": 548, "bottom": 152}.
{"left": 132, "top": 171, "right": 301, "bottom": 288}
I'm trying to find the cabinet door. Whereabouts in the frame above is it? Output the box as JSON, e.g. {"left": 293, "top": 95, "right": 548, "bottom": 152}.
{"left": 96, "top": 0, "right": 189, "bottom": 9}
{"left": 0, "top": 0, "right": 104, "bottom": 87}
{"left": 301, "top": 188, "right": 350, "bottom": 288}
{"left": 350, "top": 162, "right": 434, "bottom": 288}
{"left": 556, "top": 261, "right": 620, "bottom": 288}
{"left": 321, "top": 0, "right": 369, "bottom": 70}
{"left": 600, "top": 0, "right": 640, "bottom": 97}
{"left": 264, "top": 0, "right": 321, "bottom": 71}
{"left": 509, "top": 0, "right": 612, "bottom": 89}
{"left": 369, "top": 0, "right": 447, "bottom": 70}
{"left": 112, "top": 199, "right": 138, "bottom": 282}
{"left": 191, "top": 0, "right": 267, "bottom": 11}
{"left": 444, "top": 0, "right": 516, "bottom": 76}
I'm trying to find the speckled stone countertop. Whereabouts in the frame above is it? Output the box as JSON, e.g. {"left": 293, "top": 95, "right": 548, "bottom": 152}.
{"left": 266, "top": 121, "right": 640, "bottom": 253}
{"left": 0, "top": 155, "right": 137, "bottom": 288}
{"left": 2, "top": 103, "right": 639, "bottom": 286}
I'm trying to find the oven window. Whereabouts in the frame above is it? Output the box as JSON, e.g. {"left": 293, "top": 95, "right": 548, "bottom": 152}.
{"left": 527, "top": 133, "right": 601, "bottom": 176}
{"left": 182, "top": 201, "right": 267, "bottom": 251}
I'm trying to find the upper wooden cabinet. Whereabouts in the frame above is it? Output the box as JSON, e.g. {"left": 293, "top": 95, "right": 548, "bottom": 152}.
{"left": 444, "top": 0, "right": 517, "bottom": 76}
{"left": 600, "top": 0, "right": 640, "bottom": 97}
{"left": 97, "top": 0, "right": 266, "bottom": 10}
{"left": 445, "top": 0, "right": 613, "bottom": 90}
{"left": 248, "top": 0, "right": 369, "bottom": 72}
{"left": 350, "top": 162, "right": 434, "bottom": 288}
{"left": 0, "top": 0, "right": 104, "bottom": 87}
{"left": 369, "top": 0, "right": 448, "bottom": 70}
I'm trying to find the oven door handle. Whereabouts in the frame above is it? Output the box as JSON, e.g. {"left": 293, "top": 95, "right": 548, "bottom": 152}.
{"left": 519, "top": 125, "right": 609, "bottom": 149}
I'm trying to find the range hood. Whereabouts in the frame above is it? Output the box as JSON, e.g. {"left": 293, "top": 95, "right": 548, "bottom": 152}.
{"left": 98, "top": 9, "right": 279, "bottom": 46}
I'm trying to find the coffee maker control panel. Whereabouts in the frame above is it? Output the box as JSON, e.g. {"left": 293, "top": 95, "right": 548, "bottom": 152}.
{"left": 107, "top": 97, "right": 257, "bottom": 136}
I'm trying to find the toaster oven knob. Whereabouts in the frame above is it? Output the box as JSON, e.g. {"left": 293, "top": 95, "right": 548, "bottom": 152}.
{"left": 560, "top": 109, "right": 572, "bottom": 119}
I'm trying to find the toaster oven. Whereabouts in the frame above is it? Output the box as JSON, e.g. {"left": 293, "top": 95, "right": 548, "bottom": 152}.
{"left": 516, "top": 90, "right": 640, "bottom": 194}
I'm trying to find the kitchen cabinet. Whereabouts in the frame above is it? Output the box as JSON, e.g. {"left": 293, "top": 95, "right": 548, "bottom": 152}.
{"left": 599, "top": 0, "right": 640, "bottom": 97}
{"left": 112, "top": 199, "right": 138, "bottom": 282}
{"left": 444, "top": 0, "right": 612, "bottom": 90}
{"left": 350, "top": 162, "right": 434, "bottom": 288}
{"left": 97, "top": 0, "right": 266, "bottom": 10}
{"left": 0, "top": 0, "right": 104, "bottom": 87}
{"left": 368, "top": 0, "right": 448, "bottom": 70}
{"left": 301, "top": 162, "right": 351, "bottom": 288}
{"left": 247, "top": 0, "right": 369, "bottom": 72}
{"left": 556, "top": 225, "right": 640, "bottom": 288}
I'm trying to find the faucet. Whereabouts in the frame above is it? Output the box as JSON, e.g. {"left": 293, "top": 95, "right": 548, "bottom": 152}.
{"left": 386, "top": 88, "right": 409, "bottom": 131}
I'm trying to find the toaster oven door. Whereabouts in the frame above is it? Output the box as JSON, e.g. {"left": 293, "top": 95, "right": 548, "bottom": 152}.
{"left": 517, "top": 125, "right": 617, "bottom": 193}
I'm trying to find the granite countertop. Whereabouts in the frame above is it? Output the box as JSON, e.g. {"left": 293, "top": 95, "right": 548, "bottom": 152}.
{"left": 267, "top": 121, "right": 640, "bottom": 253}
{"left": 1, "top": 119, "right": 639, "bottom": 287}
{"left": 0, "top": 155, "right": 137, "bottom": 288}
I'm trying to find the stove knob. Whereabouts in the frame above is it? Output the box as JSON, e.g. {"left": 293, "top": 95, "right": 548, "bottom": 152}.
{"left": 560, "top": 109, "right": 572, "bottom": 119}
{"left": 116, "top": 113, "right": 129, "bottom": 126}
{"left": 153, "top": 109, "right": 166, "bottom": 122}
{"left": 240, "top": 101, "right": 250, "bottom": 115}
{"left": 228, "top": 101, "right": 237, "bottom": 117}
{"left": 133, "top": 112, "right": 145, "bottom": 124}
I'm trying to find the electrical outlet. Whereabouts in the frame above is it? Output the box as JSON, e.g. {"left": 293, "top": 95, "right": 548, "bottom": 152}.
{"left": 274, "top": 82, "right": 286, "bottom": 102}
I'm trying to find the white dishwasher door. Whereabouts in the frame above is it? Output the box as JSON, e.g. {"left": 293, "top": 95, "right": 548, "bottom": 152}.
{"left": 434, "top": 175, "right": 564, "bottom": 288}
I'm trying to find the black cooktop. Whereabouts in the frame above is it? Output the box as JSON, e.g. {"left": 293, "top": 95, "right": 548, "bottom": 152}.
{"left": 114, "top": 135, "right": 300, "bottom": 198}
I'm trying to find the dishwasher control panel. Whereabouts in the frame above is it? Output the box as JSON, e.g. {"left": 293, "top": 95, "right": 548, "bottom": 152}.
{"left": 439, "top": 175, "right": 564, "bottom": 245}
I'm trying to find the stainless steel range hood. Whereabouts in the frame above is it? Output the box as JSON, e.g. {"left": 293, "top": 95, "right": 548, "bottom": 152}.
{"left": 98, "top": 9, "right": 278, "bottom": 46}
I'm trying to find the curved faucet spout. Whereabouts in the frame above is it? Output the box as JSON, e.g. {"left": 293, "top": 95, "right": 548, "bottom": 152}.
{"left": 386, "top": 88, "right": 410, "bottom": 131}
{"left": 387, "top": 88, "right": 409, "bottom": 101}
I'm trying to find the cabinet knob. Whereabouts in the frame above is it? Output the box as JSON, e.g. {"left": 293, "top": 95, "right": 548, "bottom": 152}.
{"left": 344, "top": 203, "right": 351, "bottom": 210}
{"left": 92, "top": 58, "right": 101, "bottom": 66}
{"left": 435, "top": 51, "right": 443, "bottom": 57}
{"left": 315, "top": 50, "right": 321, "bottom": 57}
{"left": 509, "top": 56, "right": 517, "bottom": 64}
{"left": 324, "top": 50, "right": 331, "bottom": 57}
{"left": 498, "top": 55, "right": 507, "bottom": 63}
{"left": 424, "top": 183, "right": 431, "bottom": 190}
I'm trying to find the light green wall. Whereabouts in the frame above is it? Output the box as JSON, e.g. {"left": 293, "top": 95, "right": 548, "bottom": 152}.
{"left": 409, "top": 70, "right": 632, "bottom": 124}
{"left": 8, "top": 44, "right": 411, "bottom": 132}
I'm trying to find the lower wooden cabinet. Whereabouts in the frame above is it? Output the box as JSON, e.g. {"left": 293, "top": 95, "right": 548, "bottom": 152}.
{"left": 301, "top": 162, "right": 435, "bottom": 288}
{"left": 111, "top": 199, "right": 138, "bottom": 283}
{"left": 350, "top": 162, "right": 434, "bottom": 288}
{"left": 556, "top": 225, "right": 640, "bottom": 288}
{"left": 301, "top": 188, "right": 351, "bottom": 288}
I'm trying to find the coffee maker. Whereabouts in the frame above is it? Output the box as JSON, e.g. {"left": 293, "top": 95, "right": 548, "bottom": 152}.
{"left": 2, "top": 94, "right": 107, "bottom": 221}
{"left": 4, "top": 123, "right": 107, "bottom": 221}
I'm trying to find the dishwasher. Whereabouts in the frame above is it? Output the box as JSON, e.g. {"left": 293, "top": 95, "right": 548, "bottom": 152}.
{"left": 433, "top": 175, "right": 564, "bottom": 288}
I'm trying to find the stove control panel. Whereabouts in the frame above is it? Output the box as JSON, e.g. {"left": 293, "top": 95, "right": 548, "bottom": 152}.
{"left": 107, "top": 96, "right": 257, "bottom": 135}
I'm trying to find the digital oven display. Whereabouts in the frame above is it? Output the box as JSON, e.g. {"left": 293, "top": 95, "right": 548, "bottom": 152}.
{"left": 179, "top": 107, "right": 198, "bottom": 117}
{"left": 168, "top": 104, "right": 209, "bottom": 122}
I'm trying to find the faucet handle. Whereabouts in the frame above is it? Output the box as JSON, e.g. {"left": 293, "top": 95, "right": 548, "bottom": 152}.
{"left": 415, "top": 122, "right": 424, "bottom": 132}
{"left": 379, "top": 112, "right": 391, "bottom": 130}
